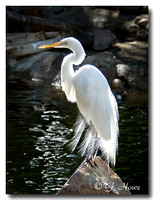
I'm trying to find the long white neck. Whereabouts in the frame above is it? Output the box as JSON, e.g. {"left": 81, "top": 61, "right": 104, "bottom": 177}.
{"left": 61, "top": 43, "right": 86, "bottom": 103}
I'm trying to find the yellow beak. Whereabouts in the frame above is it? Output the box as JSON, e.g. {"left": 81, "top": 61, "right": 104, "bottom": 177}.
{"left": 39, "top": 42, "right": 61, "bottom": 49}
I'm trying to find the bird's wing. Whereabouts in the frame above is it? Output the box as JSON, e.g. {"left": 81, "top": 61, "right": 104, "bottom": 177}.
{"left": 73, "top": 64, "right": 119, "bottom": 165}
{"left": 74, "top": 64, "right": 113, "bottom": 139}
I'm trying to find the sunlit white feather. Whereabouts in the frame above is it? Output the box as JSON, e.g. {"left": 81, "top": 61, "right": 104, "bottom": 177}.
{"left": 53, "top": 37, "right": 119, "bottom": 167}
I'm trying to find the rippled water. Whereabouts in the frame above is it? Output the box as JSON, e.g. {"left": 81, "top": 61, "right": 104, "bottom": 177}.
{"left": 6, "top": 82, "right": 148, "bottom": 194}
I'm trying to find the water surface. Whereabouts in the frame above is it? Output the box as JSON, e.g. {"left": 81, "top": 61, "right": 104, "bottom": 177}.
{"left": 6, "top": 82, "right": 148, "bottom": 194}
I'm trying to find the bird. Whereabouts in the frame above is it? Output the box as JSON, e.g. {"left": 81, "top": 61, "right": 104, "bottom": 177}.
{"left": 39, "top": 37, "right": 119, "bottom": 167}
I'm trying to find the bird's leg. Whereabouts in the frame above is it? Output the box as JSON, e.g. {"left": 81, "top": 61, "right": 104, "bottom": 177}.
{"left": 92, "top": 148, "right": 98, "bottom": 167}
{"left": 93, "top": 160, "right": 98, "bottom": 167}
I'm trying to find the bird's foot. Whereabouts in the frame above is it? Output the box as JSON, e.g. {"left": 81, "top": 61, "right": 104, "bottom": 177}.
{"left": 86, "top": 158, "right": 97, "bottom": 168}
{"left": 87, "top": 159, "right": 94, "bottom": 168}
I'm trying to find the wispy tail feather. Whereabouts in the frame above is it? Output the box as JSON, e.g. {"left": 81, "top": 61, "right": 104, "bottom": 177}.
{"left": 68, "top": 114, "right": 86, "bottom": 152}
{"left": 79, "top": 123, "right": 99, "bottom": 160}
{"left": 69, "top": 113, "right": 118, "bottom": 167}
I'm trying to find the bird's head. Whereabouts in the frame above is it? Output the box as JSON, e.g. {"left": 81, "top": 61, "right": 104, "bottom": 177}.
{"left": 39, "top": 37, "right": 84, "bottom": 52}
{"left": 39, "top": 37, "right": 86, "bottom": 65}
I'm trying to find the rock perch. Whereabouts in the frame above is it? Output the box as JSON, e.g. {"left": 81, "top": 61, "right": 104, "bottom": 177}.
{"left": 57, "top": 156, "right": 131, "bottom": 195}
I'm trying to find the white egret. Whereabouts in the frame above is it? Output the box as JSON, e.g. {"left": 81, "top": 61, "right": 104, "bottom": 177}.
{"left": 39, "top": 37, "right": 119, "bottom": 167}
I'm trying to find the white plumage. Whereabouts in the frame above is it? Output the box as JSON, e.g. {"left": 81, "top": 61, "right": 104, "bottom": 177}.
{"left": 39, "top": 37, "right": 119, "bottom": 167}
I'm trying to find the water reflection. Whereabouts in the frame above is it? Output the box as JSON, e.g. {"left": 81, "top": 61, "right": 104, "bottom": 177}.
{"left": 6, "top": 83, "right": 148, "bottom": 194}
{"left": 26, "top": 89, "right": 76, "bottom": 193}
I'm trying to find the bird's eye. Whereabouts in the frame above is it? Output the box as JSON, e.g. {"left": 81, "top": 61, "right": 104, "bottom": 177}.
{"left": 61, "top": 41, "right": 67, "bottom": 45}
